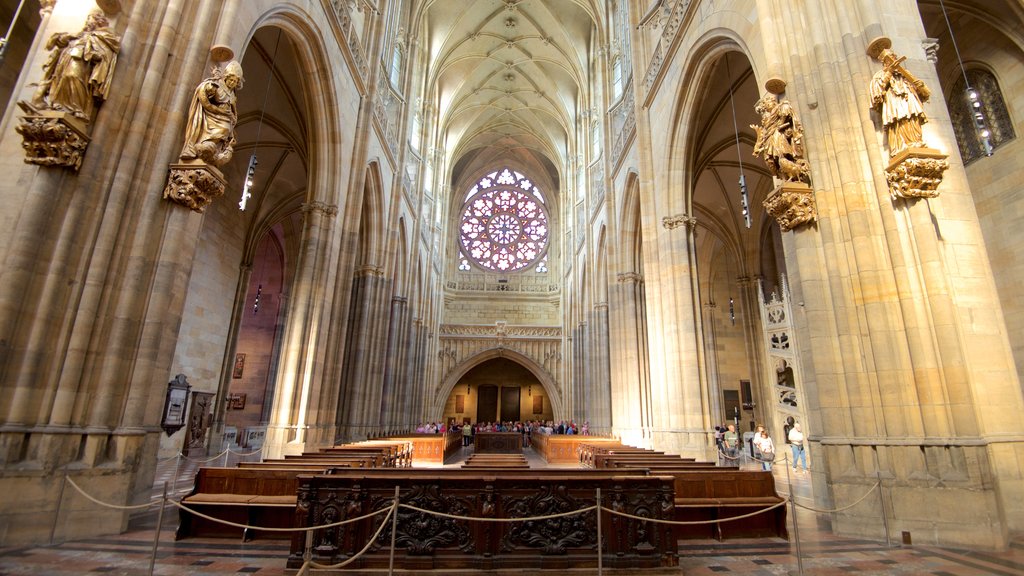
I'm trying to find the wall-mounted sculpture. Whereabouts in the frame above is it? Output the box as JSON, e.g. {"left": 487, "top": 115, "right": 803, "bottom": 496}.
{"left": 163, "top": 60, "right": 244, "bottom": 212}
{"left": 752, "top": 79, "right": 817, "bottom": 232}
{"left": 867, "top": 37, "right": 949, "bottom": 201}
{"left": 15, "top": 9, "right": 121, "bottom": 170}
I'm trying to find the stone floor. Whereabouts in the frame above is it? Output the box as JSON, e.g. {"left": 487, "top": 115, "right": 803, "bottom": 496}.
{"left": 0, "top": 446, "right": 1021, "bottom": 575}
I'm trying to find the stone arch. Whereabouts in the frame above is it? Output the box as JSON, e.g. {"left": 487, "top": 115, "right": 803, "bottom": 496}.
{"left": 433, "top": 348, "right": 564, "bottom": 421}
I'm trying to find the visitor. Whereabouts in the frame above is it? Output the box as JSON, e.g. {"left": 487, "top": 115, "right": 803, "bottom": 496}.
{"left": 788, "top": 422, "right": 808, "bottom": 473}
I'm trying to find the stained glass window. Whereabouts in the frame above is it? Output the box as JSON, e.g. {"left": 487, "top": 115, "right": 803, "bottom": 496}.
{"left": 459, "top": 168, "right": 549, "bottom": 272}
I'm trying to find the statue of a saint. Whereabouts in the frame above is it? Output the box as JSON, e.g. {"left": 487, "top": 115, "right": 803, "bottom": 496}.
{"left": 751, "top": 93, "right": 810, "bottom": 184}
{"left": 28, "top": 9, "right": 120, "bottom": 121}
{"left": 179, "top": 61, "right": 244, "bottom": 166}
{"left": 869, "top": 47, "right": 931, "bottom": 156}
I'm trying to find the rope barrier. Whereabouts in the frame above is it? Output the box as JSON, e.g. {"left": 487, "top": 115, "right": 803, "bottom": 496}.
{"left": 178, "top": 448, "right": 231, "bottom": 464}
{"left": 793, "top": 482, "right": 880, "bottom": 513}
{"left": 168, "top": 500, "right": 392, "bottom": 533}
{"left": 603, "top": 499, "right": 789, "bottom": 525}
{"left": 398, "top": 502, "right": 598, "bottom": 523}
{"left": 306, "top": 502, "right": 397, "bottom": 570}
{"left": 65, "top": 477, "right": 159, "bottom": 511}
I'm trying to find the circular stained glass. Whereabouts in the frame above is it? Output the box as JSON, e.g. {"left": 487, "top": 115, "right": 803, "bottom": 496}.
{"left": 459, "top": 169, "right": 549, "bottom": 272}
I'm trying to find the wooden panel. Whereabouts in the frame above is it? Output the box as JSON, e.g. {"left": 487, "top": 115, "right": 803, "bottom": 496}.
{"left": 474, "top": 432, "right": 522, "bottom": 453}
{"left": 455, "top": 394, "right": 465, "bottom": 413}
{"left": 532, "top": 395, "right": 543, "bottom": 414}
{"left": 500, "top": 386, "right": 520, "bottom": 421}
{"left": 477, "top": 385, "right": 497, "bottom": 423}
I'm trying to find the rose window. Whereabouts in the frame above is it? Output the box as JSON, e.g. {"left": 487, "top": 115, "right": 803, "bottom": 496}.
{"left": 459, "top": 169, "right": 549, "bottom": 272}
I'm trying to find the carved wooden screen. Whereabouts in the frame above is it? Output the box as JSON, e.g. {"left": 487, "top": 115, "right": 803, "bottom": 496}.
{"left": 477, "top": 385, "right": 498, "bottom": 423}
{"left": 500, "top": 386, "right": 521, "bottom": 422}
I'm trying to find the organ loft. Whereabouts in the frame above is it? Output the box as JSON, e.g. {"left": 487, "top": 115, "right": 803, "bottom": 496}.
{"left": 0, "top": 0, "right": 1022, "bottom": 561}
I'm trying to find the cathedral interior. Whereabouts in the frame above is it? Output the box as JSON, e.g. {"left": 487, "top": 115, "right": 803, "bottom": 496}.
{"left": 0, "top": 0, "right": 1023, "bottom": 563}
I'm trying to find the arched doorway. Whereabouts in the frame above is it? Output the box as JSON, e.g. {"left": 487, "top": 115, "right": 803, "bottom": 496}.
{"left": 442, "top": 357, "right": 553, "bottom": 425}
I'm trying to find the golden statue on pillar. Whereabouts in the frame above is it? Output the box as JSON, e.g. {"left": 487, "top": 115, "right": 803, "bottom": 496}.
{"left": 752, "top": 80, "right": 817, "bottom": 232}
{"left": 163, "top": 60, "right": 244, "bottom": 213}
{"left": 867, "top": 37, "right": 949, "bottom": 201}
{"left": 16, "top": 9, "right": 121, "bottom": 170}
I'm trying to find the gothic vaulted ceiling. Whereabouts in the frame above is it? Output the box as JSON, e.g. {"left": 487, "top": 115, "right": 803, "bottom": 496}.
{"left": 420, "top": 0, "right": 599, "bottom": 189}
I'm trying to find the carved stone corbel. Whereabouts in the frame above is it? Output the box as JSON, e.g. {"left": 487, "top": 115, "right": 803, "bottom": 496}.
{"left": 884, "top": 147, "right": 949, "bottom": 201}
{"left": 14, "top": 111, "right": 89, "bottom": 170}
{"left": 162, "top": 161, "right": 226, "bottom": 213}
{"left": 763, "top": 182, "right": 817, "bottom": 232}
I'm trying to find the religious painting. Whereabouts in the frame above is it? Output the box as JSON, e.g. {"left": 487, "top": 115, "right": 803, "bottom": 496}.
{"left": 232, "top": 353, "right": 246, "bottom": 378}
{"left": 455, "top": 394, "right": 465, "bottom": 413}
{"left": 533, "top": 395, "right": 543, "bottom": 414}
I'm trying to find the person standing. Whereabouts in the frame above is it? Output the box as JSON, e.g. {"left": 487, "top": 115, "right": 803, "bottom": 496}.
{"left": 788, "top": 422, "right": 808, "bottom": 472}
{"left": 755, "top": 430, "right": 775, "bottom": 471}
{"left": 723, "top": 424, "right": 739, "bottom": 460}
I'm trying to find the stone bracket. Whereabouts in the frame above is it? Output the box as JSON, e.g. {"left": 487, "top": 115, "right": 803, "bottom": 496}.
{"left": 885, "top": 147, "right": 949, "bottom": 201}
{"left": 763, "top": 182, "right": 817, "bottom": 232}
{"left": 15, "top": 112, "right": 90, "bottom": 171}
{"left": 163, "top": 162, "right": 226, "bottom": 213}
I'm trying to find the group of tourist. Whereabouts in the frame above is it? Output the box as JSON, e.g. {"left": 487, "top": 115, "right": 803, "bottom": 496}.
{"left": 713, "top": 419, "right": 808, "bottom": 474}
{"left": 414, "top": 419, "right": 592, "bottom": 447}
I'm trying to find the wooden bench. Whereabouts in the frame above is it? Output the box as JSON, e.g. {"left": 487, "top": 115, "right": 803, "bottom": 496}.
{"left": 664, "top": 469, "right": 786, "bottom": 540}
{"left": 176, "top": 467, "right": 305, "bottom": 541}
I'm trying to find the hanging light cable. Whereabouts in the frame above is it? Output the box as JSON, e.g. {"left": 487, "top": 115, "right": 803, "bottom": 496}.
{"left": 240, "top": 29, "right": 283, "bottom": 211}
{"left": 938, "top": 0, "right": 992, "bottom": 157}
{"left": 0, "top": 0, "right": 27, "bottom": 62}
{"left": 725, "top": 56, "right": 751, "bottom": 229}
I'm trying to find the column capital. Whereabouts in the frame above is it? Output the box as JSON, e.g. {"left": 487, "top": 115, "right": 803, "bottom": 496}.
{"left": 355, "top": 265, "right": 385, "bottom": 278}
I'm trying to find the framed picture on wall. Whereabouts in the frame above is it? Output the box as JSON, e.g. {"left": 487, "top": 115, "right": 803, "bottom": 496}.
{"left": 232, "top": 353, "right": 246, "bottom": 379}
{"left": 227, "top": 393, "right": 246, "bottom": 410}
{"left": 455, "top": 394, "right": 465, "bottom": 413}
{"left": 533, "top": 395, "right": 543, "bottom": 414}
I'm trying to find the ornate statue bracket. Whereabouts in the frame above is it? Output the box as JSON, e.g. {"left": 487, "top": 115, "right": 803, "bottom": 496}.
{"left": 763, "top": 182, "right": 817, "bottom": 232}
{"left": 15, "top": 109, "right": 90, "bottom": 170}
{"left": 162, "top": 161, "right": 226, "bottom": 213}
{"left": 884, "top": 147, "right": 949, "bottom": 201}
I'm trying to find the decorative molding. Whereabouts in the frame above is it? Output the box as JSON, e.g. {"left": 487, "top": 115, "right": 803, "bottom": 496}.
{"left": 616, "top": 272, "right": 643, "bottom": 284}
{"left": 15, "top": 112, "right": 89, "bottom": 170}
{"left": 884, "top": 147, "right": 949, "bottom": 200}
{"left": 162, "top": 162, "right": 226, "bottom": 213}
{"left": 922, "top": 38, "right": 939, "bottom": 64}
{"left": 762, "top": 182, "right": 817, "bottom": 232}
{"left": 301, "top": 201, "right": 339, "bottom": 216}
{"left": 355, "top": 265, "right": 385, "bottom": 278}
{"left": 661, "top": 214, "right": 695, "bottom": 230}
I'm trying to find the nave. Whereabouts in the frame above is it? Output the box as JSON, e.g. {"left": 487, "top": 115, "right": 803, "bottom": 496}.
{"left": 1, "top": 446, "right": 1022, "bottom": 576}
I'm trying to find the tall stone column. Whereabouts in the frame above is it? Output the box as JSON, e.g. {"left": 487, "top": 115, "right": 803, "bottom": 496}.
{"left": 702, "top": 301, "right": 722, "bottom": 424}
{"left": 264, "top": 201, "right": 337, "bottom": 459}
{"left": 380, "top": 295, "right": 408, "bottom": 429}
{"left": 647, "top": 215, "right": 706, "bottom": 456}
{"left": 336, "top": 266, "right": 392, "bottom": 441}
{"left": 769, "top": 0, "right": 1024, "bottom": 547}
{"left": 608, "top": 272, "right": 652, "bottom": 446}
{"left": 587, "top": 303, "right": 612, "bottom": 432}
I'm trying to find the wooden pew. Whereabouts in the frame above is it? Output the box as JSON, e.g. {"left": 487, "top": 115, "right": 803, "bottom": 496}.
{"left": 176, "top": 467, "right": 304, "bottom": 541}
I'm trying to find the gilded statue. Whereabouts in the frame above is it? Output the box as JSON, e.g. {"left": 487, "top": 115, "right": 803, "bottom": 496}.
{"left": 869, "top": 47, "right": 931, "bottom": 156}
{"left": 27, "top": 9, "right": 120, "bottom": 121}
{"left": 179, "top": 61, "right": 244, "bottom": 166}
{"left": 751, "top": 93, "right": 810, "bottom": 184}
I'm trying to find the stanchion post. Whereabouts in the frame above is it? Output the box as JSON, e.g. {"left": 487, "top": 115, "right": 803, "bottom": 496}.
{"left": 223, "top": 447, "right": 230, "bottom": 468}
{"left": 388, "top": 485, "right": 399, "bottom": 576}
{"left": 785, "top": 453, "right": 804, "bottom": 576}
{"left": 49, "top": 472, "right": 68, "bottom": 544}
{"left": 171, "top": 452, "right": 182, "bottom": 496}
{"left": 148, "top": 481, "right": 168, "bottom": 576}
{"left": 300, "top": 530, "right": 313, "bottom": 576}
{"left": 874, "top": 449, "right": 892, "bottom": 547}
{"left": 596, "top": 488, "right": 603, "bottom": 576}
